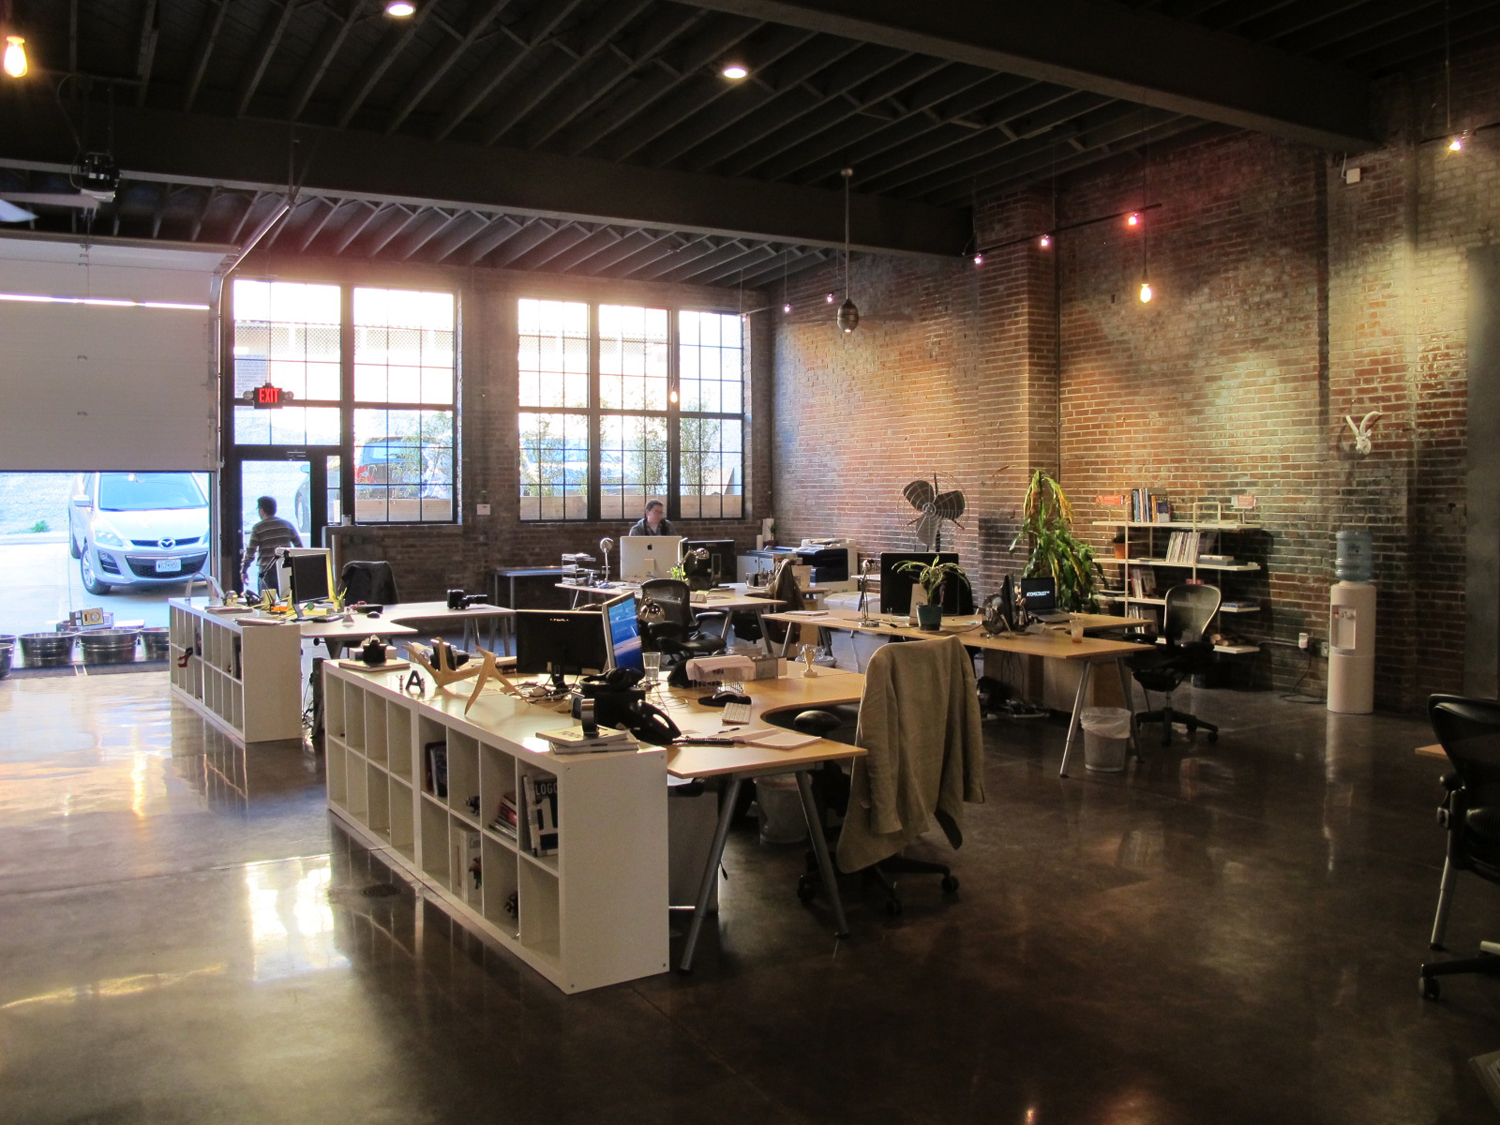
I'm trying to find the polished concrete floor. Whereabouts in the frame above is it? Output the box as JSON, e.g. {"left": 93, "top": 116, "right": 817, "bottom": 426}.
{"left": 1, "top": 671, "right": 1498, "bottom": 1124}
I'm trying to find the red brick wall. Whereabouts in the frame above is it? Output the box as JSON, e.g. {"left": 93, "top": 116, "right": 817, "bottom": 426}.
{"left": 771, "top": 41, "right": 1500, "bottom": 709}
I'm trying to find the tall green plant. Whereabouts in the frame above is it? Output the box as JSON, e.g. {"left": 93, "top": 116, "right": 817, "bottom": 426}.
{"left": 1009, "top": 469, "right": 1100, "bottom": 612}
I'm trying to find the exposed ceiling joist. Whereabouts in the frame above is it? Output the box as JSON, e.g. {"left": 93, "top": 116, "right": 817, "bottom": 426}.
{"left": 688, "top": 0, "right": 1378, "bottom": 150}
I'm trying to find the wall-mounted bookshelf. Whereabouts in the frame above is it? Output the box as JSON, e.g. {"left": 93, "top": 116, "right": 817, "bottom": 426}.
{"left": 323, "top": 663, "right": 669, "bottom": 994}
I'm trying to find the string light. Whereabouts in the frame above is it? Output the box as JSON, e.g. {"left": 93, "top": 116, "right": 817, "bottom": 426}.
{"left": 3, "top": 34, "right": 26, "bottom": 78}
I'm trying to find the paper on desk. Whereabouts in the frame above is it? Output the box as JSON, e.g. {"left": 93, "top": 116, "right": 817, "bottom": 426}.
{"left": 741, "top": 729, "right": 821, "bottom": 750}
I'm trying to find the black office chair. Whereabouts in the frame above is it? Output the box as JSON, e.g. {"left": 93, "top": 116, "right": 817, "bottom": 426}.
{"left": 637, "top": 578, "right": 728, "bottom": 660}
{"left": 1420, "top": 694, "right": 1500, "bottom": 1000}
{"left": 1128, "top": 583, "right": 1221, "bottom": 746}
{"left": 792, "top": 636, "right": 985, "bottom": 915}
{"left": 340, "top": 560, "right": 400, "bottom": 606}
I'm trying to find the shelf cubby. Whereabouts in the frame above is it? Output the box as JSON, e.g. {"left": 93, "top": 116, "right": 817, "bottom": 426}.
{"left": 166, "top": 600, "right": 303, "bottom": 743}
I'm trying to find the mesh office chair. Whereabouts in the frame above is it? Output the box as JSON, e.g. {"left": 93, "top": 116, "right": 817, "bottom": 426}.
{"left": 1420, "top": 694, "right": 1500, "bottom": 1000}
{"left": 340, "top": 560, "right": 400, "bottom": 605}
{"left": 1129, "top": 583, "right": 1221, "bottom": 746}
{"left": 637, "top": 578, "right": 728, "bottom": 660}
{"left": 793, "top": 635, "right": 985, "bottom": 915}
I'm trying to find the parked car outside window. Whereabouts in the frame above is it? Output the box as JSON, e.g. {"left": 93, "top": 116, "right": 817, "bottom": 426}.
{"left": 68, "top": 472, "right": 210, "bottom": 595}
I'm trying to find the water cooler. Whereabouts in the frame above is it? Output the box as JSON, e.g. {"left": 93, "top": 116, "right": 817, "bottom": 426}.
{"left": 1328, "top": 529, "right": 1375, "bottom": 714}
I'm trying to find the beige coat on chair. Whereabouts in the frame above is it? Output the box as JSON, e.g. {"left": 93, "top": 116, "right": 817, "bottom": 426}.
{"left": 837, "top": 635, "right": 986, "bottom": 873}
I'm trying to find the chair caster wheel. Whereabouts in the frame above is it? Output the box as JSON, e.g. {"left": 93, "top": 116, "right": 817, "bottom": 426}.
{"left": 940, "top": 875, "right": 959, "bottom": 893}
{"left": 885, "top": 898, "right": 903, "bottom": 916}
{"left": 1207, "top": 731, "right": 1219, "bottom": 743}
{"left": 796, "top": 874, "right": 817, "bottom": 902}
{"left": 1421, "top": 975, "right": 1441, "bottom": 1001}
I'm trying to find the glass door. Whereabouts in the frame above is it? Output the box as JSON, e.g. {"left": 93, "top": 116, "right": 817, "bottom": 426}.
{"left": 231, "top": 450, "right": 338, "bottom": 594}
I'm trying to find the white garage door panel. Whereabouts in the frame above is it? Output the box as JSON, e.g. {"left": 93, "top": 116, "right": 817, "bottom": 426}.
{"left": 0, "top": 260, "right": 213, "bottom": 306}
{"left": 0, "top": 302, "right": 215, "bottom": 471}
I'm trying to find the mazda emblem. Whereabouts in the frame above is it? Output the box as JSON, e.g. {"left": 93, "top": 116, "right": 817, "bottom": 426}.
{"left": 158, "top": 537, "right": 176, "bottom": 550}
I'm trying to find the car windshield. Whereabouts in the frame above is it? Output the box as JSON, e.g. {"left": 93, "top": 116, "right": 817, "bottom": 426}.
{"left": 97, "top": 473, "right": 206, "bottom": 511}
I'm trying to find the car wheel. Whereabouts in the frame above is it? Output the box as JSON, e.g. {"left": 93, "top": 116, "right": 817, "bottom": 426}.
{"left": 80, "top": 553, "right": 112, "bottom": 596}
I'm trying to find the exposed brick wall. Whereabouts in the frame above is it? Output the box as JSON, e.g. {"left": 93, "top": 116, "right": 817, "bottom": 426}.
{"left": 771, "top": 41, "right": 1500, "bottom": 711}
{"left": 232, "top": 256, "right": 772, "bottom": 603}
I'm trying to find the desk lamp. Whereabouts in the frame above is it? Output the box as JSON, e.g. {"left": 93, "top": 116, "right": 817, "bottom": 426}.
{"left": 857, "top": 558, "right": 877, "bottom": 626}
{"left": 599, "top": 537, "right": 615, "bottom": 584}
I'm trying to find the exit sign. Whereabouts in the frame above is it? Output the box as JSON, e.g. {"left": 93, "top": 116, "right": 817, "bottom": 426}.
{"left": 242, "top": 383, "right": 295, "bottom": 409}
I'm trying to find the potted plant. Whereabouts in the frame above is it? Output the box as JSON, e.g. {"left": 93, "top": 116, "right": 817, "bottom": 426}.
{"left": 896, "top": 556, "right": 971, "bottom": 630}
{"left": 1010, "top": 469, "right": 1101, "bottom": 611}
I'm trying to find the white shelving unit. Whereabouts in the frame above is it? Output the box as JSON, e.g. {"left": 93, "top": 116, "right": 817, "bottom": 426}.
{"left": 168, "top": 599, "right": 303, "bottom": 742}
{"left": 1093, "top": 508, "right": 1264, "bottom": 655}
{"left": 322, "top": 663, "right": 669, "bottom": 994}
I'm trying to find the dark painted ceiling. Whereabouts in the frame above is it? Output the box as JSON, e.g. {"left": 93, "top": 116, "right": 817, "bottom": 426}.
{"left": 0, "top": 0, "right": 1497, "bottom": 289}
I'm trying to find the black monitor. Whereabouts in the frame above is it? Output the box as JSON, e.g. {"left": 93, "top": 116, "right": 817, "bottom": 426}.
{"left": 684, "top": 539, "right": 735, "bottom": 585}
{"left": 286, "top": 549, "right": 332, "bottom": 604}
{"left": 880, "top": 552, "right": 973, "bottom": 615}
{"left": 602, "top": 593, "right": 643, "bottom": 672}
{"left": 514, "top": 609, "right": 610, "bottom": 690}
{"left": 1019, "top": 575, "right": 1058, "bottom": 614}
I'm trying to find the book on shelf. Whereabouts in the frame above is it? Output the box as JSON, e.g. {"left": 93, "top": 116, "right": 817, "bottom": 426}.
{"left": 1129, "top": 566, "right": 1158, "bottom": 598}
{"left": 523, "top": 774, "right": 559, "bottom": 857}
{"left": 453, "top": 827, "right": 481, "bottom": 904}
{"left": 424, "top": 740, "right": 448, "bottom": 799}
{"left": 488, "top": 792, "right": 519, "bottom": 839}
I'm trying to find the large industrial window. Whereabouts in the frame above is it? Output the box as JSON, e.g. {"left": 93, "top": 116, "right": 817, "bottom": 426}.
{"left": 518, "top": 298, "right": 744, "bottom": 522}
{"left": 230, "top": 280, "right": 457, "bottom": 527}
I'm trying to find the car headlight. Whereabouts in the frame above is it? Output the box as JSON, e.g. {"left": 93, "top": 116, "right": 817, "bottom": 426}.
{"left": 93, "top": 523, "right": 125, "bottom": 548}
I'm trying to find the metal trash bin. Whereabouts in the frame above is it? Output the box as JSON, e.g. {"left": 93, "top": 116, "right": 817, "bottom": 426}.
{"left": 1081, "top": 706, "right": 1132, "bottom": 772}
{"left": 20, "top": 633, "right": 76, "bottom": 667}
{"left": 79, "top": 628, "right": 142, "bottom": 664}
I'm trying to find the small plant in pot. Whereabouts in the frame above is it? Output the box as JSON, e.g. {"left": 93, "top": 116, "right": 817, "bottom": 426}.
{"left": 896, "top": 556, "right": 971, "bottom": 630}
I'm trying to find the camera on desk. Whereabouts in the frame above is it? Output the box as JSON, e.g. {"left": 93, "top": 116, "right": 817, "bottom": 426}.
{"left": 445, "top": 589, "right": 488, "bottom": 610}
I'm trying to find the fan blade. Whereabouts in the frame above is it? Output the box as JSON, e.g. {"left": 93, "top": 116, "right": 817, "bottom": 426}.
{"left": 0, "top": 200, "right": 37, "bottom": 223}
{"left": 0, "top": 192, "right": 102, "bottom": 211}
{"left": 933, "top": 489, "right": 966, "bottom": 522}
{"left": 902, "top": 479, "right": 935, "bottom": 510}
{"left": 914, "top": 510, "right": 941, "bottom": 551}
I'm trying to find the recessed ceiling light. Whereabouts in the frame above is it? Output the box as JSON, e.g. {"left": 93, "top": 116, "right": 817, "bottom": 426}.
{"left": 385, "top": 1, "right": 416, "bottom": 17}
{"left": 721, "top": 63, "right": 748, "bottom": 80}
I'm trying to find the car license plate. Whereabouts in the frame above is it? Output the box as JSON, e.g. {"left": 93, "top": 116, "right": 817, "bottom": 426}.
{"left": 155, "top": 558, "right": 183, "bottom": 574}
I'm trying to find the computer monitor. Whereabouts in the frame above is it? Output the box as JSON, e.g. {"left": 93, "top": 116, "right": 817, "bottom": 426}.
{"left": 1019, "top": 575, "right": 1058, "bottom": 615}
{"left": 281, "top": 548, "right": 333, "bottom": 604}
{"left": 514, "top": 609, "right": 610, "bottom": 690}
{"left": 601, "top": 593, "right": 643, "bottom": 672}
{"left": 620, "top": 536, "right": 683, "bottom": 583}
{"left": 684, "top": 539, "right": 734, "bottom": 585}
{"left": 879, "top": 552, "right": 973, "bottom": 615}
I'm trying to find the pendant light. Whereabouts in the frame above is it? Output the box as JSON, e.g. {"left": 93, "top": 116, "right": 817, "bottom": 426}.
{"left": 837, "top": 168, "right": 859, "bottom": 333}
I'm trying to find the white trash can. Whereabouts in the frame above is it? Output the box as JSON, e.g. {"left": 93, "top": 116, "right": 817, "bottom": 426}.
{"left": 1081, "top": 706, "right": 1132, "bottom": 773}
{"left": 754, "top": 775, "right": 808, "bottom": 844}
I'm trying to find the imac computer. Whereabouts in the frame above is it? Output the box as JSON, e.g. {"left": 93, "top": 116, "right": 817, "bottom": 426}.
{"left": 601, "top": 592, "right": 643, "bottom": 671}
{"left": 279, "top": 548, "right": 333, "bottom": 605}
{"left": 514, "top": 609, "right": 611, "bottom": 691}
{"left": 879, "top": 551, "right": 973, "bottom": 615}
{"left": 619, "top": 536, "right": 684, "bottom": 583}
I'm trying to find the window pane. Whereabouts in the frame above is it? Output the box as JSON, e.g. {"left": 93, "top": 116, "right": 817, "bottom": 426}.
{"left": 232, "top": 279, "right": 342, "bottom": 407}
{"left": 679, "top": 417, "right": 742, "bottom": 520}
{"left": 519, "top": 299, "right": 589, "bottom": 410}
{"left": 519, "top": 411, "right": 590, "bottom": 521}
{"left": 678, "top": 310, "right": 744, "bottom": 430}
{"left": 352, "top": 408, "right": 454, "bottom": 523}
{"left": 598, "top": 414, "right": 668, "bottom": 521}
{"left": 600, "top": 304, "right": 667, "bottom": 413}
{"left": 353, "top": 288, "right": 455, "bottom": 406}
{"left": 233, "top": 405, "right": 340, "bottom": 446}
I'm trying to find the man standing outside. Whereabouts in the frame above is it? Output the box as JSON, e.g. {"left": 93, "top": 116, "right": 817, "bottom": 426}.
{"left": 241, "top": 495, "right": 302, "bottom": 594}
{"left": 627, "top": 499, "right": 675, "bottom": 536}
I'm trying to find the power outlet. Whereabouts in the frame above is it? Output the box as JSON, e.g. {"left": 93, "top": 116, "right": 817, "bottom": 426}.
{"left": 1317, "top": 640, "right": 1330, "bottom": 658}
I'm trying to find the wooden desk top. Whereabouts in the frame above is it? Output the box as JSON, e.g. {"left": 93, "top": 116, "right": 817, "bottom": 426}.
{"left": 759, "top": 609, "right": 1148, "bottom": 661}
{"left": 558, "top": 582, "right": 784, "bottom": 615}
{"left": 383, "top": 601, "right": 514, "bottom": 622}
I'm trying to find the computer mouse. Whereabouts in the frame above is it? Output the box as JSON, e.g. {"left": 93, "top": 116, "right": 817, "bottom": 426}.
{"left": 366, "top": 610, "right": 381, "bottom": 618}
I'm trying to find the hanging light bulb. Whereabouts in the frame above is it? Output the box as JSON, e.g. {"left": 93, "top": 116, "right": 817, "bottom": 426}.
{"left": 972, "top": 252, "right": 984, "bottom": 266}
{"left": 1038, "top": 233, "right": 1052, "bottom": 248}
{"left": 1126, "top": 212, "right": 1141, "bottom": 228}
{"left": 782, "top": 302, "right": 791, "bottom": 313}
{"left": 3, "top": 34, "right": 26, "bottom": 78}
{"left": 825, "top": 292, "right": 834, "bottom": 303}
{"left": 1449, "top": 130, "right": 1469, "bottom": 152}
{"left": 1139, "top": 280, "right": 1153, "bottom": 303}
{"left": 837, "top": 168, "right": 859, "bottom": 333}
{"left": 385, "top": 0, "right": 416, "bottom": 17}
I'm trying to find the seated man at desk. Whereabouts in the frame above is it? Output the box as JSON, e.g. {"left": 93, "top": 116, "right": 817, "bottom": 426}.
{"left": 627, "top": 499, "right": 675, "bottom": 537}
{"left": 240, "top": 495, "right": 302, "bottom": 594}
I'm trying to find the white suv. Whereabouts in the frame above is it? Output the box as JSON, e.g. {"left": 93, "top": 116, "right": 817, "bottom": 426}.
{"left": 68, "top": 473, "right": 210, "bottom": 595}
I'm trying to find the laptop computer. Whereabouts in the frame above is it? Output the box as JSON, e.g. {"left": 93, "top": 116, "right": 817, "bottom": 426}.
{"left": 1019, "top": 576, "right": 1072, "bottom": 624}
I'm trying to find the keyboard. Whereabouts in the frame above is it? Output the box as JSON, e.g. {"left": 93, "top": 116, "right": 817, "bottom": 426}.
{"left": 720, "top": 701, "right": 752, "bottom": 726}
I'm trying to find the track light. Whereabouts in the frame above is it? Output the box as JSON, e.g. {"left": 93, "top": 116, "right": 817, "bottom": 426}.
{"left": 1126, "top": 212, "right": 1141, "bottom": 228}
{"left": 826, "top": 292, "right": 834, "bottom": 303}
{"left": 1038, "top": 234, "right": 1051, "bottom": 248}
{"left": 782, "top": 302, "right": 791, "bottom": 313}
{"left": 721, "top": 62, "right": 748, "bottom": 80}
{"left": 385, "top": 1, "right": 416, "bottom": 17}
{"left": 1139, "top": 280, "right": 1153, "bottom": 303}
{"left": 1449, "top": 131, "right": 1469, "bottom": 152}
{"left": 972, "top": 252, "right": 983, "bottom": 266}
{"left": 3, "top": 34, "right": 26, "bottom": 78}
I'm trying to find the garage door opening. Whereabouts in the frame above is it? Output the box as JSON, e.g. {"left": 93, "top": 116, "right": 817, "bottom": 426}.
{"left": 0, "top": 470, "right": 213, "bottom": 672}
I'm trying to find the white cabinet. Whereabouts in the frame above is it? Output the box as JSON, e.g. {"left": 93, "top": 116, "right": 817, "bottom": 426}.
{"left": 168, "top": 600, "right": 303, "bottom": 742}
{"left": 323, "top": 664, "right": 669, "bottom": 994}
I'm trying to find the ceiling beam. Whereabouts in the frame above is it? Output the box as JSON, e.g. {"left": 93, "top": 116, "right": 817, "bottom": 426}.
{"left": 0, "top": 98, "right": 969, "bottom": 257}
{"left": 687, "top": 0, "right": 1377, "bottom": 150}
